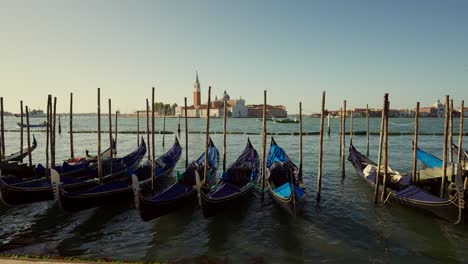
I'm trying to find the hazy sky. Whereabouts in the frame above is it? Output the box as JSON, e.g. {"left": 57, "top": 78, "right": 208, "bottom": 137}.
{"left": 1, "top": 0, "right": 467, "bottom": 114}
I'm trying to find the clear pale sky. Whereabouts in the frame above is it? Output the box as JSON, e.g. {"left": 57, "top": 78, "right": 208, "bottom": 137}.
{"left": 1, "top": 0, "right": 467, "bottom": 114}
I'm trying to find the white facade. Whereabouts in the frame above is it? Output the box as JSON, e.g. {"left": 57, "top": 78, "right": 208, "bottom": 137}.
{"left": 228, "top": 98, "right": 248, "bottom": 117}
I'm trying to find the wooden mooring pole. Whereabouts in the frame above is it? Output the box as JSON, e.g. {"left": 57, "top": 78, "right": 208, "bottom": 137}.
{"left": 146, "top": 99, "right": 151, "bottom": 161}
{"left": 298, "top": 102, "right": 303, "bottom": 185}
{"left": 341, "top": 100, "right": 346, "bottom": 178}
{"left": 373, "top": 93, "right": 388, "bottom": 205}
{"left": 26, "top": 106, "right": 32, "bottom": 167}
{"left": 317, "top": 91, "right": 325, "bottom": 202}
{"left": 222, "top": 99, "right": 227, "bottom": 173}
{"left": 203, "top": 86, "right": 212, "bottom": 185}
{"left": 441, "top": 95, "right": 450, "bottom": 198}
{"left": 184, "top": 97, "right": 188, "bottom": 168}
{"left": 0, "top": 97, "right": 4, "bottom": 160}
{"left": 52, "top": 97, "right": 57, "bottom": 168}
{"left": 151, "top": 87, "right": 156, "bottom": 192}
{"left": 69, "top": 93, "right": 74, "bottom": 158}
{"left": 46, "top": 95, "right": 51, "bottom": 178}
{"left": 261, "top": 90, "right": 267, "bottom": 199}
{"left": 114, "top": 110, "right": 118, "bottom": 157}
{"left": 108, "top": 99, "right": 113, "bottom": 159}
{"left": 366, "top": 104, "right": 370, "bottom": 157}
{"left": 20, "top": 101, "right": 24, "bottom": 163}
{"left": 137, "top": 111, "right": 140, "bottom": 146}
{"left": 412, "top": 102, "right": 420, "bottom": 183}
{"left": 97, "top": 88, "right": 102, "bottom": 184}
{"left": 381, "top": 100, "right": 390, "bottom": 202}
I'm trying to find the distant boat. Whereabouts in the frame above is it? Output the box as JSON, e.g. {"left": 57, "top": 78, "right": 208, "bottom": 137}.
{"left": 256, "top": 118, "right": 274, "bottom": 122}
{"left": 14, "top": 109, "right": 46, "bottom": 118}
{"left": 17, "top": 121, "right": 47, "bottom": 128}
{"left": 274, "top": 118, "right": 299, "bottom": 124}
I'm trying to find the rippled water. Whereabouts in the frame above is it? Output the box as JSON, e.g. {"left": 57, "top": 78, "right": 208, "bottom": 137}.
{"left": 1, "top": 116, "right": 468, "bottom": 263}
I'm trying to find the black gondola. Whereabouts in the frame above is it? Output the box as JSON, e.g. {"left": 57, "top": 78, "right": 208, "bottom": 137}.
{"left": 133, "top": 138, "right": 219, "bottom": 221}
{"left": 349, "top": 142, "right": 466, "bottom": 223}
{"left": 200, "top": 138, "right": 259, "bottom": 217}
{"left": 0, "top": 140, "right": 145, "bottom": 205}
{"left": 266, "top": 137, "right": 306, "bottom": 216}
{"left": 54, "top": 138, "right": 181, "bottom": 212}
{"left": 0, "top": 135, "right": 37, "bottom": 167}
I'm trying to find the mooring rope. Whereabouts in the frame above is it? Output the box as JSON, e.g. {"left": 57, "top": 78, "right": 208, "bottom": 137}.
{"left": 389, "top": 122, "right": 415, "bottom": 126}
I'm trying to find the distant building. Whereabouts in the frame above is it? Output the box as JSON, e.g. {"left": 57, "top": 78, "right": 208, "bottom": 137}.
{"left": 419, "top": 107, "right": 438, "bottom": 117}
{"left": 193, "top": 72, "right": 201, "bottom": 108}
{"left": 176, "top": 73, "right": 249, "bottom": 118}
{"left": 246, "top": 104, "right": 287, "bottom": 118}
{"left": 432, "top": 99, "right": 445, "bottom": 118}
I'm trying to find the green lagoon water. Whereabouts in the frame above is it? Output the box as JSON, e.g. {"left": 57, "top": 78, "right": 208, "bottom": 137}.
{"left": 1, "top": 116, "right": 468, "bottom": 263}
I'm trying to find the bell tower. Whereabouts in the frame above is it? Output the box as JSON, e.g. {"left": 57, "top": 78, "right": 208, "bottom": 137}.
{"left": 193, "top": 71, "right": 201, "bottom": 108}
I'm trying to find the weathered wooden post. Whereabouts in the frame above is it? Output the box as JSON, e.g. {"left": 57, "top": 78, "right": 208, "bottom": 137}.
{"left": 46, "top": 95, "right": 51, "bottom": 178}
{"left": 350, "top": 109, "right": 354, "bottom": 142}
{"left": 203, "top": 86, "right": 212, "bottom": 185}
{"left": 69, "top": 93, "right": 74, "bottom": 159}
{"left": 108, "top": 99, "right": 113, "bottom": 159}
{"left": 373, "top": 93, "right": 388, "bottom": 205}
{"left": 298, "top": 101, "right": 303, "bottom": 186}
{"left": 412, "top": 102, "right": 420, "bottom": 183}
{"left": 261, "top": 90, "right": 267, "bottom": 198}
{"left": 222, "top": 99, "right": 227, "bottom": 173}
{"left": 20, "top": 101, "right": 24, "bottom": 163}
{"left": 137, "top": 111, "right": 140, "bottom": 146}
{"left": 366, "top": 104, "right": 370, "bottom": 157}
{"left": 52, "top": 97, "right": 57, "bottom": 168}
{"left": 151, "top": 87, "right": 156, "bottom": 191}
{"left": 449, "top": 99, "right": 454, "bottom": 164}
{"left": 441, "top": 95, "right": 450, "bottom": 198}
{"left": 327, "top": 112, "right": 330, "bottom": 137}
{"left": 0, "top": 97, "right": 4, "bottom": 160}
{"left": 341, "top": 100, "right": 347, "bottom": 178}
{"left": 58, "top": 114, "right": 61, "bottom": 134}
{"left": 26, "top": 106, "right": 32, "bottom": 166}
{"left": 97, "top": 88, "right": 103, "bottom": 184}
{"left": 381, "top": 100, "right": 390, "bottom": 202}
{"left": 114, "top": 110, "right": 118, "bottom": 157}
{"left": 146, "top": 99, "right": 151, "bottom": 160}
{"left": 184, "top": 97, "right": 188, "bottom": 168}
{"left": 317, "top": 91, "right": 325, "bottom": 202}
{"left": 0, "top": 98, "right": 3, "bottom": 161}
{"left": 339, "top": 107, "right": 343, "bottom": 158}
{"left": 163, "top": 105, "right": 166, "bottom": 147}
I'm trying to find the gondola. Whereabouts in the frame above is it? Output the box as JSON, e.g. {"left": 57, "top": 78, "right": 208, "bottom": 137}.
{"left": 266, "top": 137, "right": 305, "bottom": 216}
{"left": 17, "top": 122, "right": 47, "bottom": 128}
{"left": 0, "top": 135, "right": 37, "bottom": 166}
{"left": 54, "top": 137, "right": 181, "bottom": 212}
{"left": 133, "top": 138, "right": 219, "bottom": 221}
{"left": 348, "top": 143, "right": 466, "bottom": 223}
{"left": 200, "top": 138, "right": 259, "bottom": 217}
{"left": 0, "top": 140, "right": 146, "bottom": 205}
{"left": 415, "top": 143, "right": 467, "bottom": 169}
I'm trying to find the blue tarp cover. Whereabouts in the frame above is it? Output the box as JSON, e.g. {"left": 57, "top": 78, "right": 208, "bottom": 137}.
{"left": 416, "top": 147, "right": 443, "bottom": 168}
{"left": 273, "top": 182, "right": 305, "bottom": 199}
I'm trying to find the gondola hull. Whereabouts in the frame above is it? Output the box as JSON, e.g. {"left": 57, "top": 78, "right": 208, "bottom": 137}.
{"left": 139, "top": 187, "right": 198, "bottom": 221}
{"left": 348, "top": 143, "right": 466, "bottom": 223}
{"left": 60, "top": 166, "right": 177, "bottom": 212}
{"left": 200, "top": 184, "right": 254, "bottom": 217}
{"left": 268, "top": 182, "right": 306, "bottom": 216}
